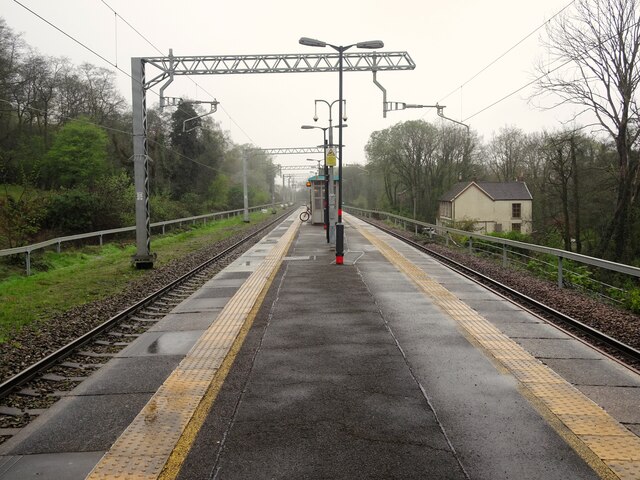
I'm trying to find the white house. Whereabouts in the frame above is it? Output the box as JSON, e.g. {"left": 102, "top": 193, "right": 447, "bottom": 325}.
{"left": 437, "top": 181, "right": 533, "bottom": 234}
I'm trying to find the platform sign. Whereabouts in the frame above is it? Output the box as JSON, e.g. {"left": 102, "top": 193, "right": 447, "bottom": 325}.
{"left": 327, "top": 149, "right": 337, "bottom": 167}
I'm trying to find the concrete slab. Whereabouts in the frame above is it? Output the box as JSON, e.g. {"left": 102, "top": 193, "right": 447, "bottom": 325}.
{"left": 515, "top": 338, "right": 605, "bottom": 359}
{"left": 172, "top": 297, "right": 230, "bottom": 312}
{"left": 71, "top": 355, "right": 183, "bottom": 395}
{"left": 200, "top": 278, "right": 246, "bottom": 288}
{"left": 541, "top": 358, "right": 640, "bottom": 387}
{"left": 115, "top": 330, "right": 203, "bottom": 357}
{"left": 576, "top": 385, "right": 640, "bottom": 425}
{"left": 477, "top": 309, "right": 542, "bottom": 324}
{"left": 148, "top": 311, "right": 219, "bottom": 332}
{"left": 209, "top": 271, "right": 251, "bottom": 281}
{"left": 192, "top": 286, "right": 237, "bottom": 299}
{"left": 3, "top": 394, "right": 150, "bottom": 455}
{"left": 495, "top": 322, "right": 574, "bottom": 339}
{"left": 0, "top": 452, "right": 104, "bottom": 480}
{"left": 465, "top": 298, "right": 526, "bottom": 313}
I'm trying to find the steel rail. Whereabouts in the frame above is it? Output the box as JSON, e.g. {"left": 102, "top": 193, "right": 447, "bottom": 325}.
{"left": 0, "top": 211, "right": 291, "bottom": 400}
{"left": 362, "top": 218, "right": 640, "bottom": 366}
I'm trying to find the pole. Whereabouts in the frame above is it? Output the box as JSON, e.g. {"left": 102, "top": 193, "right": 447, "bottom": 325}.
{"left": 243, "top": 151, "right": 249, "bottom": 222}
{"left": 336, "top": 48, "right": 345, "bottom": 264}
{"left": 328, "top": 116, "right": 336, "bottom": 246}
{"left": 323, "top": 134, "right": 329, "bottom": 242}
{"left": 131, "top": 58, "right": 154, "bottom": 269}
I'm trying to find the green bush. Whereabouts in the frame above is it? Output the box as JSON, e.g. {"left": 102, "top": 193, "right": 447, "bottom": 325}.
{"left": 149, "top": 193, "right": 190, "bottom": 222}
{"left": 43, "top": 189, "right": 100, "bottom": 234}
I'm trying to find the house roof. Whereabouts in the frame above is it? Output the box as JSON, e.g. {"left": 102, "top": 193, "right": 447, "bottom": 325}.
{"left": 440, "top": 181, "right": 532, "bottom": 201}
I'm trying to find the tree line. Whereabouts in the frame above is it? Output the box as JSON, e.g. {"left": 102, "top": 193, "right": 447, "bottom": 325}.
{"left": 349, "top": 0, "right": 640, "bottom": 264}
{"left": 356, "top": 122, "right": 622, "bottom": 258}
{"left": 0, "top": 18, "right": 276, "bottom": 249}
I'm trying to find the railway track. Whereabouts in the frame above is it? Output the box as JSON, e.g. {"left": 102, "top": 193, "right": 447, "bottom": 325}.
{"left": 362, "top": 217, "right": 640, "bottom": 372}
{"left": 0, "top": 211, "right": 291, "bottom": 442}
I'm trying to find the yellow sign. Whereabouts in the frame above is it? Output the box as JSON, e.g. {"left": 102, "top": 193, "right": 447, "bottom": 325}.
{"left": 327, "top": 149, "right": 337, "bottom": 167}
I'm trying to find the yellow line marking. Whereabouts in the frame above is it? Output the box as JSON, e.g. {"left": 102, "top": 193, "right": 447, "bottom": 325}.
{"left": 86, "top": 217, "right": 300, "bottom": 480}
{"left": 350, "top": 217, "right": 640, "bottom": 480}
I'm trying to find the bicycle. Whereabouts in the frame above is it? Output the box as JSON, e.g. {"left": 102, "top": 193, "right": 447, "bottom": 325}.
{"left": 299, "top": 205, "right": 311, "bottom": 222}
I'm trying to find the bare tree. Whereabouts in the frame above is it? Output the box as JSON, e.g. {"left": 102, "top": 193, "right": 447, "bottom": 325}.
{"left": 537, "top": 0, "right": 640, "bottom": 261}
{"left": 487, "top": 126, "right": 528, "bottom": 181}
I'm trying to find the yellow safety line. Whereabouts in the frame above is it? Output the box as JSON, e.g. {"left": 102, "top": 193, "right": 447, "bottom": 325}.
{"left": 351, "top": 217, "right": 640, "bottom": 480}
{"left": 86, "top": 217, "right": 300, "bottom": 480}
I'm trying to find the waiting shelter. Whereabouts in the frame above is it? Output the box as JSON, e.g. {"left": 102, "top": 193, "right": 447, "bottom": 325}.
{"left": 306, "top": 174, "right": 338, "bottom": 225}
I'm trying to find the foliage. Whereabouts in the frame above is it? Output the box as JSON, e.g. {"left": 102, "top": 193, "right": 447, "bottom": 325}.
{"left": 488, "top": 230, "right": 532, "bottom": 243}
{"left": 149, "top": 192, "right": 191, "bottom": 222}
{"left": 40, "top": 118, "right": 109, "bottom": 189}
{"left": 0, "top": 183, "right": 47, "bottom": 247}
{"left": 365, "top": 119, "right": 481, "bottom": 222}
{"left": 0, "top": 211, "right": 273, "bottom": 343}
{"left": 207, "top": 173, "right": 230, "bottom": 210}
{"left": 42, "top": 189, "right": 100, "bottom": 234}
{"left": 537, "top": 0, "right": 640, "bottom": 262}
{"left": 618, "top": 287, "right": 640, "bottom": 314}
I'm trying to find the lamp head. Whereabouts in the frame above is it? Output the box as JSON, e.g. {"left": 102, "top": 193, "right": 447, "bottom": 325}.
{"left": 356, "top": 40, "right": 384, "bottom": 49}
{"left": 313, "top": 115, "right": 318, "bottom": 122}
{"left": 301, "top": 125, "right": 315, "bottom": 130}
{"left": 299, "top": 37, "right": 327, "bottom": 48}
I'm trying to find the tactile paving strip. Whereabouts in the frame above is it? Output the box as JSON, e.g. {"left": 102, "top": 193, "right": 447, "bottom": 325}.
{"left": 86, "top": 217, "right": 300, "bottom": 480}
{"left": 351, "top": 216, "right": 640, "bottom": 480}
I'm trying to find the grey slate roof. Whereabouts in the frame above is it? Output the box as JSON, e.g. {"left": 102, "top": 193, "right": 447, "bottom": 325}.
{"left": 440, "top": 181, "right": 532, "bottom": 201}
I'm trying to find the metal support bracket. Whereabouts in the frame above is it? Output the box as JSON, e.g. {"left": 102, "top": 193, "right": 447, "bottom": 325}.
{"left": 183, "top": 101, "right": 220, "bottom": 132}
{"left": 371, "top": 71, "right": 469, "bottom": 130}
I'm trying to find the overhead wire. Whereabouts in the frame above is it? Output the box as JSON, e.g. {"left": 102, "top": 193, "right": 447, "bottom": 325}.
{"left": 462, "top": 14, "right": 640, "bottom": 123}
{"left": 0, "top": 98, "right": 222, "bottom": 173}
{"left": 10, "top": 0, "right": 248, "bottom": 172}
{"left": 437, "top": 0, "right": 577, "bottom": 104}
{"left": 98, "top": 0, "right": 257, "bottom": 144}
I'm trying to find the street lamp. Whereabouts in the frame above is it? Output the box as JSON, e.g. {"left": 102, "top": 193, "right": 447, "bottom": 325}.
{"left": 299, "top": 37, "right": 384, "bottom": 265}
{"left": 306, "top": 158, "right": 322, "bottom": 173}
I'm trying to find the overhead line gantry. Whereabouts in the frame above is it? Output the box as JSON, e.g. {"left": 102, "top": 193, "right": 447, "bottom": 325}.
{"left": 132, "top": 50, "right": 415, "bottom": 268}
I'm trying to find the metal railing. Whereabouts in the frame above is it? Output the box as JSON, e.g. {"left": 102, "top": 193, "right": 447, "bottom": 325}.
{"left": 1, "top": 203, "right": 281, "bottom": 275}
{"left": 345, "top": 206, "right": 640, "bottom": 293}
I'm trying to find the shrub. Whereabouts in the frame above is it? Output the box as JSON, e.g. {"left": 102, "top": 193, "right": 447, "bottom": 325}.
{"left": 43, "top": 189, "right": 100, "bottom": 234}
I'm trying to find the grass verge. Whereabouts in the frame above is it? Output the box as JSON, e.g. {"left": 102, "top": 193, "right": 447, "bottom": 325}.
{"left": 0, "top": 211, "right": 276, "bottom": 344}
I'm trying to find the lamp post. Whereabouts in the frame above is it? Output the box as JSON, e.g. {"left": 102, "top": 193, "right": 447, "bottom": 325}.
{"left": 301, "top": 123, "right": 347, "bottom": 243}
{"left": 299, "top": 37, "right": 383, "bottom": 265}
{"left": 306, "top": 158, "right": 322, "bottom": 174}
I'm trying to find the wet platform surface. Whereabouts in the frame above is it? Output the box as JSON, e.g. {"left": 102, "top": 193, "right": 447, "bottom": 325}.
{"left": 1, "top": 212, "right": 639, "bottom": 479}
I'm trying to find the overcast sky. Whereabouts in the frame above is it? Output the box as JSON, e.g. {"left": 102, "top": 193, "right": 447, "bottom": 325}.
{"left": 2, "top": 0, "right": 577, "bottom": 171}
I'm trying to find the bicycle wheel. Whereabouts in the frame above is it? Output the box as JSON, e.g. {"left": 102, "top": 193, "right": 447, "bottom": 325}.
{"left": 299, "top": 210, "right": 310, "bottom": 222}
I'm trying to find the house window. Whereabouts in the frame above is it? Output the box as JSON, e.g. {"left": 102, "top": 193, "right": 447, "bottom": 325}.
{"left": 512, "top": 203, "right": 521, "bottom": 218}
{"left": 440, "top": 201, "right": 452, "bottom": 218}
{"left": 512, "top": 223, "right": 521, "bottom": 232}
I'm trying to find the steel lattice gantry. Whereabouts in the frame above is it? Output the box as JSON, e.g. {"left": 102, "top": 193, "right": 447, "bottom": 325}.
{"left": 131, "top": 51, "right": 415, "bottom": 268}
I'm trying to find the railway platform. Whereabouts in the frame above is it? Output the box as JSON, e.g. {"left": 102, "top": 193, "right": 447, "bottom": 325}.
{"left": 1, "top": 211, "right": 639, "bottom": 479}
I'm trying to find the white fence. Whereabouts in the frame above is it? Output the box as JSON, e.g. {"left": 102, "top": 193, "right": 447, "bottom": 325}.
{"left": 345, "top": 206, "right": 640, "bottom": 291}
{"left": 1, "top": 203, "right": 280, "bottom": 275}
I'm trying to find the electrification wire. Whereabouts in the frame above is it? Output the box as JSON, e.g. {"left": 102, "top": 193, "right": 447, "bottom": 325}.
{"left": 12, "top": 0, "right": 134, "bottom": 84}
{"left": 12, "top": 0, "right": 256, "bottom": 171}
{"left": 13, "top": 0, "right": 255, "bottom": 149}
{"left": 461, "top": 15, "right": 640, "bottom": 123}
{"left": 100, "top": 0, "right": 165, "bottom": 56}
{"left": 461, "top": 58, "right": 571, "bottom": 122}
{"left": 437, "top": 0, "right": 576, "bottom": 104}
{"left": 98, "top": 0, "right": 257, "bottom": 144}
{"left": 0, "top": 99, "right": 221, "bottom": 175}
